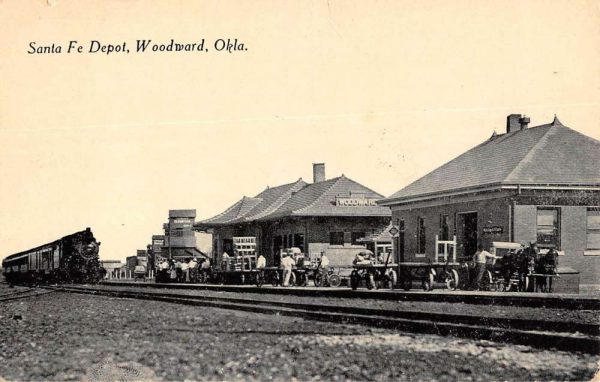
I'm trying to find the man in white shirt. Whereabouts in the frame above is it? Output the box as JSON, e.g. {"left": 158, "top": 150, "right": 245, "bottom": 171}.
{"left": 256, "top": 254, "right": 266, "bottom": 269}
{"left": 319, "top": 253, "right": 330, "bottom": 269}
{"left": 472, "top": 244, "right": 498, "bottom": 290}
{"left": 281, "top": 254, "right": 296, "bottom": 287}
{"left": 221, "top": 252, "right": 230, "bottom": 271}
{"left": 180, "top": 260, "right": 189, "bottom": 283}
{"left": 188, "top": 258, "right": 198, "bottom": 282}
{"left": 200, "top": 258, "right": 211, "bottom": 282}
{"left": 159, "top": 259, "right": 169, "bottom": 271}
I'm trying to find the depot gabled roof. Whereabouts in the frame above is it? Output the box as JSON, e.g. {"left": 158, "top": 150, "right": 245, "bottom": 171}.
{"left": 197, "top": 175, "right": 390, "bottom": 228}
{"left": 197, "top": 179, "right": 308, "bottom": 226}
{"left": 260, "top": 175, "right": 390, "bottom": 220}
{"left": 356, "top": 222, "right": 395, "bottom": 243}
{"left": 380, "top": 117, "right": 600, "bottom": 206}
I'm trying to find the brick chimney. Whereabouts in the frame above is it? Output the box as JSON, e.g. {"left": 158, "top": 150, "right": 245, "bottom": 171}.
{"left": 313, "top": 163, "right": 325, "bottom": 183}
{"left": 506, "top": 114, "right": 522, "bottom": 133}
{"left": 519, "top": 115, "right": 530, "bottom": 129}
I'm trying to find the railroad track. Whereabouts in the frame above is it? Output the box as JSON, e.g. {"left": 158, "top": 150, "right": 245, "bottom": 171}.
{"left": 0, "top": 288, "right": 57, "bottom": 303}
{"left": 51, "top": 285, "right": 600, "bottom": 354}
{"left": 101, "top": 281, "right": 600, "bottom": 310}
{"left": 0, "top": 287, "right": 37, "bottom": 297}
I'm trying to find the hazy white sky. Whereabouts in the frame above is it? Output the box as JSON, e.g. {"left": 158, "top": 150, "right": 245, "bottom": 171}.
{"left": 1, "top": 0, "right": 599, "bottom": 262}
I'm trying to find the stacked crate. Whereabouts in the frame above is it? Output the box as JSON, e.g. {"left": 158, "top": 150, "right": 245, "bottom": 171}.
{"left": 233, "top": 237, "right": 257, "bottom": 271}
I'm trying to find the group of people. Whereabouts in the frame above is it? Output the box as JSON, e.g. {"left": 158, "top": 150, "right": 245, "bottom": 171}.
{"left": 471, "top": 243, "right": 559, "bottom": 292}
{"left": 156, "top": 257, "right": 211, "bottom": 283}
{"left": 251, "top": 250, "right": 330, "bottom": 287}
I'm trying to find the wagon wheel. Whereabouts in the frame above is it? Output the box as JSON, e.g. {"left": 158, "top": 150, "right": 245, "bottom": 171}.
{"left": 497, "top": 281, "right": 506, "bottom": 292}
{"left": 445, "top": 269, "right": 459, "bottom": 291}
{"left": 299, "top": 273, "right": 308, "bottom": 287}
{"left": 349, "top": 271, "right": 359, "bottom": 290}
{"left": 271, "top": 271, "right": 280, "bottom": 287}
{"left": 422, "top": 272, "right": 434, "bottom": 291}
{"left": 314, "top": 272, "right": 324, "bottom": 287}
{"left": 480, "top": 270, "right": 493, "bottom": 291}
{"left": 328, "top": 274, "right": 341, "bottom": 288}
{"left": 387, "top": 270, "right": 398, "bottom": 290}
{"left": 366, "top": 273, "right": 376, "bottom": 290}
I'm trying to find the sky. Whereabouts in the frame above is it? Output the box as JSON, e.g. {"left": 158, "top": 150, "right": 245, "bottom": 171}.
{"left": 0, "top": 0, "right": 599, "bottom": 262}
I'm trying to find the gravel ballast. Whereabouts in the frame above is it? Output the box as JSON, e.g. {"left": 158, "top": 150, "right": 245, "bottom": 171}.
{"left": 0, "top": 285, "right": 598, "bottom": 381}
{"left": 85, "top": 283, "right": 600, "bottom": 325}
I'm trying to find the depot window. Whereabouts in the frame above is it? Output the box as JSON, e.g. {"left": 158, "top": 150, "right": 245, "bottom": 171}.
{"left": 329, "top": 231, "right": 344, "bottom": 246}
{"left": 536, "top": 208, "right": 560, "bottom": 249}
{"left": 417, "top": 217, "right": 426, "bottom": 254}
{"left": 440, "top": 214, "right": 450, "bottom": 241}
{"left": 293, "top": 233, "right": 305, "bottom": 253}
{"left": 351, "top": 232, "right": 365, "bottom": 245}
{"left": 587, "top": 208, "right": 600, "bottom": 250}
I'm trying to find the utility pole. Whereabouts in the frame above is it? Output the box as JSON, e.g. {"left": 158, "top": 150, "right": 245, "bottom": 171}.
{"left": 168, "top": 221, "right": 172, "bottom": 260}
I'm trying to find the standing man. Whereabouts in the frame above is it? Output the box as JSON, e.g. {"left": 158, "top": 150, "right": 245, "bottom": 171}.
{"left": 157, "top": 259, "right": 168, "bottom": 282}
{"left": 188, "top": 257, "right": 198, "bottom": 283}
{"left": 472, "top": 244, "right": 498, "bottom": 290}
{"left": 200, "top": 258, "right": 211, "bottom": 282}
{"left": 256, "top": 252, "right": 267, "bottom": 285}
{"left": 175, "top": 259, "right": 183, "bottom": 283}
{"left": 221, "top": 252, "right": 230, "bottom": 271}
{"left": 257, "top": 253, "right": 266, "bottom": 269}
{"left": 315, "top": 252, "right": 330, "bottom": 287}
{"left": 319, "top": 252, "right": 330, "bottom": 269}
{"left": 281, "top": 253, "right": 295, "bottom": 287}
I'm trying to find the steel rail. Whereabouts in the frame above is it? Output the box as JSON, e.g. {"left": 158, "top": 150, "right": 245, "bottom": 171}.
{"left": 101, "top": 281, "right": 600, "bottom": 310}
{"left": 0, "top": 289, "right": 57, "bottom": 303}
{"left": 52, "top": 285, "right": 600, "bottom": 354}
{"left": 0, "top": 287, "right": 37, "bottom": 298}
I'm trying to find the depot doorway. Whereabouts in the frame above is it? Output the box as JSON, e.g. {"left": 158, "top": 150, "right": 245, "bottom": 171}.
{"left": 457, "top": 212, "right": 478, "bottom": 259}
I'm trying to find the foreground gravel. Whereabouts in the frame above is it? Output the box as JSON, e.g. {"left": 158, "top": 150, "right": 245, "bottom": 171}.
{"left": 0, "top": 286, "right": 598, "bottom": 381}
{"left": 92, "top": 283, "right": 600, "bottom": 325}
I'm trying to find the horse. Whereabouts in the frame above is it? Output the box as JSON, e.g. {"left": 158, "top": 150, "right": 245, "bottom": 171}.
{"left": 535, "top": 249, "right": 558, "bottom": 292}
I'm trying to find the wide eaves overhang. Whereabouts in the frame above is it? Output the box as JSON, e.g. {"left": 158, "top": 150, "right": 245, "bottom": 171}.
{"left": 377, "top": 182, "right": 600, "bottom": 207}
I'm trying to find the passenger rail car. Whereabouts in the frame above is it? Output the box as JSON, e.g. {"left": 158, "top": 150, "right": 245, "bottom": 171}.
{"left": 2, "top": 228, "right": 104, "bottom": 285}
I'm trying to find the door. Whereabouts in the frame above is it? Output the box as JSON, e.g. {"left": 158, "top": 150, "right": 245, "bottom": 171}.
{"left": 458, "top": 212, "right": 478, "bottom": 259}
{"left": 272, "top": 236, "right": 283, "bottom": 266}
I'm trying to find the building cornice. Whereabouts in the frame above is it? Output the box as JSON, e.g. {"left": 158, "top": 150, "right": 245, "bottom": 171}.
{"left": 378, "top": 183, "right": 600, "bottom": 207}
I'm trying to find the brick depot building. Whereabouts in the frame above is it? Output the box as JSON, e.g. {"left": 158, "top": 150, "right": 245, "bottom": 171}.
{"left": 379, "top": 115, "right": 600, "bottom": 289}
{"left": 195, "top": 164, "right": 391, "bottom": 267}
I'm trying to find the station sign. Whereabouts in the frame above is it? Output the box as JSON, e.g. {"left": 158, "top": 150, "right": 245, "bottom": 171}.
{"left": 483, "top": 226, "right": 503, "bottom": 234}
{"left": 335, "top": 197, "right": 379, "bottom": 207}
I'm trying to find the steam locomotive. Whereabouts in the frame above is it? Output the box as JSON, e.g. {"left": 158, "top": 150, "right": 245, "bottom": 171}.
{"left": 2, "top": 228, "right": 104, "bottom": 285}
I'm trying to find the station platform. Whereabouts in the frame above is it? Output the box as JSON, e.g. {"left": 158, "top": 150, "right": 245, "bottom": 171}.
{"left": 101, "top": 280, "right": 600, "bottom": 310}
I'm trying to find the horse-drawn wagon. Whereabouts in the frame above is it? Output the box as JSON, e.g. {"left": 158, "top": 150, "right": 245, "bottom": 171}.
{"left": 349, "top": 250, "right": 398, "bottom": 290}
{"left": 397, "top": 236, "right": 461, "bottom": 291}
